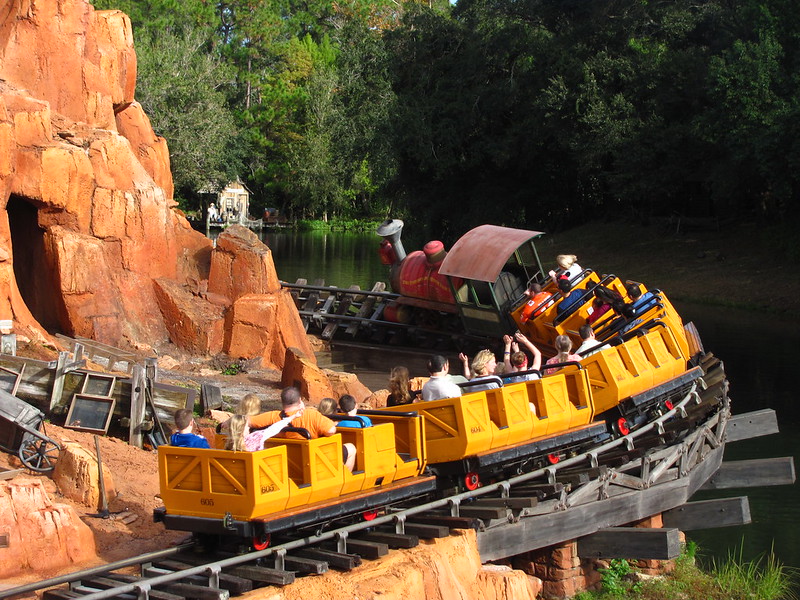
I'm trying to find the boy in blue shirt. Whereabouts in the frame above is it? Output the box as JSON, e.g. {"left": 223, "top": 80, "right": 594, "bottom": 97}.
{"left": 170, "top": 408, "right": 211, "bottom": 448}
{"left": 335, "top": 395, "right": 372, "bottom": 428}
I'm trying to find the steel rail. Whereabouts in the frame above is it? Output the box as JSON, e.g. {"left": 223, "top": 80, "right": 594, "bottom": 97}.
{"left": 12, "top": 382, "right": 713, "bottom": 600}
{"left": 281, "top": 282, "right": 399, "bottom": 299}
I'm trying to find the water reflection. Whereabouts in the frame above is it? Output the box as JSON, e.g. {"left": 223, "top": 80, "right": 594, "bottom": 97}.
{"left": 264, "top": 230, "right": 389, "bottom": 289}
{"left": 262, "top": 230, "right": 800, "bottom": 569}
{"left": 676, "top": 303, "right": 800, "bottom": 568}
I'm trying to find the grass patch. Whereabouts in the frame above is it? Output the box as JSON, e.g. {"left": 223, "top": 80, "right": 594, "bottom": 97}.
{"left": 572, "top": 542, "right": 796, "bottom": 600}
{"left": 296, "top": 218, "right": 382, "bottom": 232}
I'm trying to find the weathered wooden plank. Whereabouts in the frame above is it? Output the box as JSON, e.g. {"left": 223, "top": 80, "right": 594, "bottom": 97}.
{"left": 295, "top": 548, "right": 361, "bottom": 570}
{"left": 470, "top": 497, "right": 539, "bottom": 509}
{"left": 104, "top": 573, "right": 188, "bottom": 600}
{"left": 225, "top": 564, "right": 296, "bottom": 585}
{"left": 357, "top": 531, "right": 420, "bottom": 549}
{"left": 577, "top": 527, "right": 682, "bottom": 560}
{"left": 201, "top": 383, "right": 223, "bottom": 412}
{"left": 458, "top": 505, "right": 509, "bottom": 519}
{"left": 326, "top": 538, "right": 388, "bottom": 560}
{"left": 129, "top": 365, "right": 145, "bottom": 448}
{"left": 345, "top": 282, "right": 386, "bottom": 336}
{"left": 401, "top": 522, "right": 451, "bottom": 539}
{"left": 725, "top": 409, "right": 780, "bottom": 442}
{"left": 283, "top": 555, "right": 329, "bottom": 574}
{"left": 154, "top": 560, "right": 253, "bottom": 595}
{"left": 321, "top": 285, "right": 360, "bottom": 340}
{"left": 408, "top": 515, "right": 482, "bottom": 531}
{"left": 700, "top": 457, "right": 795, "bottom": 490}
{"left": 161, "top": 582, "right": 230, "bottom": 600}
{"left": 662, "top": 496, "right": 751, "bottom": 531}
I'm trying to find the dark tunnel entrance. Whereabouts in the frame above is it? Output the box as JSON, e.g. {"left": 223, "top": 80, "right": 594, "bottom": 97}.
{"left": 7, "top": 194, "right": 64, "bottom": 332}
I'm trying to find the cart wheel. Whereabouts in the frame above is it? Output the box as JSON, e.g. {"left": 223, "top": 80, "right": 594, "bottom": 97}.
{"left": 19, "top": 436, "right": 60, "bottom": 473}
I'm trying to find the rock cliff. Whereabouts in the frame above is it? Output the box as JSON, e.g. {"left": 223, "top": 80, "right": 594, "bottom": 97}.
{"left": 0, "top": 0, "right": 309, "bottom": 368}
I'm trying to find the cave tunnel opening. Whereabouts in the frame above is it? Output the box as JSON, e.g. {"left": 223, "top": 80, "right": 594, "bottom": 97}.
{"left": 8, "top": 194, "right": 64, "bottom": 332}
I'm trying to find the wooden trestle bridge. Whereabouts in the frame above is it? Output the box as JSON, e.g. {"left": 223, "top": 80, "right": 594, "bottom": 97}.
{"left": 283, "top": 279, "right": 482, "bottom": 349}
{"left": 2, "top": 352, "right": 795, "bottom": 600}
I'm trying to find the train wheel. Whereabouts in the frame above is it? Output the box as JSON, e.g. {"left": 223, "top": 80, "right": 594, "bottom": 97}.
{"left": 464, "top": 472, "right": 480, "bottom": 491}
{"left": 547, "top": 453, "right": 560, "bottom": 465}
{"left": 252, "top": 533, "right": 271, "bottom": 551}
{"left": 614, "top": 417, "right": 631, "bottom": 436}
{"left": 363, "top": 509, "right": 379, "bottom": 521}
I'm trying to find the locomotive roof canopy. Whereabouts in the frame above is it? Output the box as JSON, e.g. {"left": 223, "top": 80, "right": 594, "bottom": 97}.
{"left": 439, "top": 225, "right": 545, "bottom": 283}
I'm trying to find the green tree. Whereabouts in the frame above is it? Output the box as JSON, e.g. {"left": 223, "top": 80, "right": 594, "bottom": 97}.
{"left": 135, "top": 27, "right": 243, "bottom": 207}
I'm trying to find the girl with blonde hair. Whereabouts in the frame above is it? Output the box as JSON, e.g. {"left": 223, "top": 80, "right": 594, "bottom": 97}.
{"left": 318, "top": 397, "right": 337, "bottom": 416}
{"left": 226, "top": 411, "right": 302, "bottom": 452}
{"left": 543, "top": 335, "right": 582, "bottom": 375}
{"left": 549, "top": 254, "right": 583, "bottom": 285}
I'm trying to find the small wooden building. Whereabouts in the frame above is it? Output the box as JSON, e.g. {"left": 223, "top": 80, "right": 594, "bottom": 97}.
{"left": 216, "top": 180, "right": 251, "bottom": 222}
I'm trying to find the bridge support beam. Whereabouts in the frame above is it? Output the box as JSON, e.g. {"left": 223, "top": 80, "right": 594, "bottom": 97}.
{"left": 577, "top": 527, "right": 682, "bottom": 561}
{"left": 662, "top": 496, "right": 751, "bottom": 531}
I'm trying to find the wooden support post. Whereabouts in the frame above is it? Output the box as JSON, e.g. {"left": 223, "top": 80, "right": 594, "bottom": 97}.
{"left": 129, "top": 365, "right": 145, "bottom": 448}
{"left": 48, "top": 352, "right": 68, "bottom": 411}
{"left": 700, "top": 457, "right": 795, "bottom": 490}
{"left": 577, "top": 527, "right": 682, "bottom": 560}
{"left": 201, "top": 383, "right": 223, "bottom": 412}
{"left": 725, "top": 409, "right": 779, "bottom": 442}
{"left": 662, "top": 496, "right": 751, "bottom": 531}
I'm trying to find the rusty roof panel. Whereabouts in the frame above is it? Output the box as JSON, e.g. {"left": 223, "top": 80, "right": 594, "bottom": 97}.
{"left": 439, "top": 225, "right": 544, "bottom": 283}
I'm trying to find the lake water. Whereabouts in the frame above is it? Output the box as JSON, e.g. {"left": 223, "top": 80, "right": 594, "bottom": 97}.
{"left": 262, "top": 229, "right": 800, "bottom": 569}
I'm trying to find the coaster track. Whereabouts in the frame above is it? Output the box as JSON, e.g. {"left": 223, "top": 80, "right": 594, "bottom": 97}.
{"left": 3, "top": 355, "right": 732, "bottom": 600}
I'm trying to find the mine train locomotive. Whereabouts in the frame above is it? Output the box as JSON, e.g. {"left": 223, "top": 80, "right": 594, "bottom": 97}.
{"left": 155, "top": 221, "right": 713, "bottom": 552}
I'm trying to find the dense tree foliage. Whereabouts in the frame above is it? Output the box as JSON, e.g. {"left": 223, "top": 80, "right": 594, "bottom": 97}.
{"left": 91, "top": 0, "right": 800, "bottom": 234}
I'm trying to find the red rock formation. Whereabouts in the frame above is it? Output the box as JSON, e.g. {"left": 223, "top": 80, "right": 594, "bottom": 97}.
{"left": 0, "top": 480, "right": 97, "bottom": 579}
{"left": 0, "top": 0, "right": 309, "bottom": 366}
{"left": 52, "top": 441, "right": 117, "bottom": 510}
{"left": 269, "top": 530, "right": 542, "bottom": 600}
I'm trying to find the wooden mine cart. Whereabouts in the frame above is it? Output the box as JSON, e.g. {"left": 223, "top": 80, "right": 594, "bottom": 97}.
{"left": 0, "top": 388, "right": 61, "bottom": 472}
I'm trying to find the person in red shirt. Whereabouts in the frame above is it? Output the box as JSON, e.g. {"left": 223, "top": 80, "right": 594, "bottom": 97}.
{"left": 250, "top": 386, "right": 357, "bottom": 471}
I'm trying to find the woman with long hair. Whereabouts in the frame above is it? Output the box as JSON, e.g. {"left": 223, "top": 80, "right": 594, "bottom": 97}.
{"left": 387, "top": 366, "right": 413, "bottom": 406}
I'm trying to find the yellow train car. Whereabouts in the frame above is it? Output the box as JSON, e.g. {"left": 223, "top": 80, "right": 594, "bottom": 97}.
{"left": 155, "top": 413, "right": 436, "bottom": 543}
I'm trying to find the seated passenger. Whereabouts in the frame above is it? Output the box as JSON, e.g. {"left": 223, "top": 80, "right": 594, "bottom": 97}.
{"left": 387, "top": 366, "right": 417, "bottom": 406}
{"left": 587, "top": 286, "right": 623, "bottom": 325}
{"left": 576, "top": 324, "right": 602, "bottom": 357}
{"left": 466, "top": 349, "right": 501, "bottom": 392}
{"left": 318, "top": 397, "right": 337, "bottom": 416}
{"left": 218, "top": 392, "right": 262, "bottom": 435}
{"left": 502, "top": 332, "right": 542, "bottom": 382}
{"left": 543, "top": 335, "right": 582, "bottom": 375}
{"left": 421, "top": 355, "right": 463, "bottom": 401}
{"left": 520, "top": 283, "right": 554, "bottom": 322}
{"left": 226, "top": 412, "right": 301, "bottom": 452}
{"left": 170, "top": 408, "right": 210, "bottom": 448}
{"left": 335, "top": 394, "right": 373, "bottom": 428}
{"left": 250, "top": 386, "right": 357, "bottom": 471}
{"left": 626, "top": 283, "right": 658, "bottom": 316}
{"left": 549, "top": 254, "right": 583, "bottom": 285}
{"left": 556, "top": 278, "right": 586, "bottom": 316}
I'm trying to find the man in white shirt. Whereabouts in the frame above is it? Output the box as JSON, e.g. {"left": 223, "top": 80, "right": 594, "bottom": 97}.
{"left": 421, "top": 355, "right": 463, "bottom": 401}
{"left": 576, "top": 324, "right": 603, "bottom": 357}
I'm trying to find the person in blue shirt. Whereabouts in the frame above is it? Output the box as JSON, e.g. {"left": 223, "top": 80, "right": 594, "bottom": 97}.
{"left": 556, "top": 278, "right": 586, "bottom": 316}
{"left": 170, "top": 408, "right": 210, "bottom": 448}
{"left": 626, "top": 283, "right": 657, "bottom": 316}
{"left": 335, "top": 394, "right": 372, "bottom": 428}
